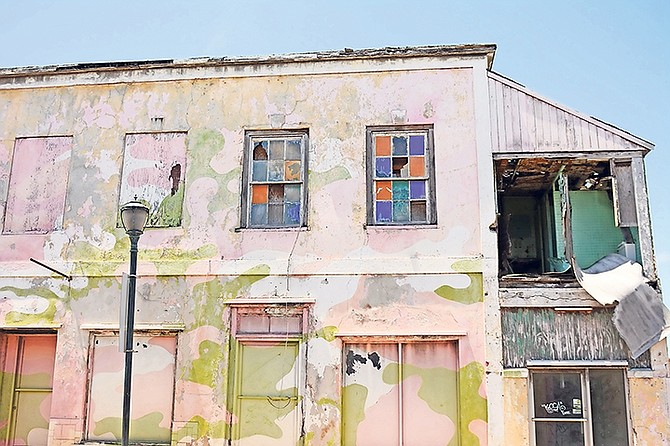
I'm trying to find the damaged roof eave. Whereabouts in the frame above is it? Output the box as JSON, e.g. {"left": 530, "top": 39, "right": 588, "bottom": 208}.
{"left": 0, "top": 44, "right": 497, "bottom": 79}
{"left": 488, "top": 71, "right": 654, "bottom": 155}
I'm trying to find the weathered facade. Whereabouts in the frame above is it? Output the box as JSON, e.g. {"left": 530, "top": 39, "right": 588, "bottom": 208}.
{"left": 0, "top": 44, "right": 666, "bottom": 446}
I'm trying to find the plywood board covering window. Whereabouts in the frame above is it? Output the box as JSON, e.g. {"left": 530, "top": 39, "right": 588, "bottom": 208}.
{"left": 342, "top": 341, "right": 458, "bottom": 446}
{"left": 3, "top": 137, "right": 72, "bottom": 234}
{"left": 0, "top": 334, "right": 56, "bottom": 446}
{"left": 86, "top": 334, "right": 176, "bottom": 443}
{"left": 229, "top": 305, "right": 307, "bottom": 445}
{"left": 119, "top": 132, "right": 187, "bottom": 228}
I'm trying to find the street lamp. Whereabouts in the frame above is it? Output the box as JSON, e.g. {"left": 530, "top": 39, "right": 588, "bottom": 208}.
{"left": 120, "top": 199, "right": 149, "bottom": 446}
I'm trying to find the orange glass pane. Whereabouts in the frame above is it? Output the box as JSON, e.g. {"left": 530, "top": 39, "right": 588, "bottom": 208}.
{"left": 251, "top": 185, "right": 268, "bottom": 204}
{"left": 376, "top": 181, "right": 392, "bottom": 200}
{"left": 376, "top": 136, "right": 391, "bottom": 156}
{"left": 409, "top": 157, "right": 425, "bottom": 177}
{"left": 285, "top": 160, "right": 301, "bottom": 180}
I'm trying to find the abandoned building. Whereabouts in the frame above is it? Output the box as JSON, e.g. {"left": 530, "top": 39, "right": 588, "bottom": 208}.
{"left": 0, "top": 44, "right": 667, "bottom": 446}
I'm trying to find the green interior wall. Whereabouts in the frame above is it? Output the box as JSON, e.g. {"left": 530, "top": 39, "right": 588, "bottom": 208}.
{"left": 553, "top": 190, "right": 636, "bottom": 268}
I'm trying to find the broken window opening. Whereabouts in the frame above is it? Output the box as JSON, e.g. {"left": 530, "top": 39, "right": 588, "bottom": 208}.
{"left": 496, "top": 157, "right": 640, "bottom": 280}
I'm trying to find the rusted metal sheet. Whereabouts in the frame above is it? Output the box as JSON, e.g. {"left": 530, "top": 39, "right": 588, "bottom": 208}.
{"left": 501, "top": 307, "right": 650, "bottom": 368}
{"left": 119, "top": 132, "right": 187, "bottom": 227}
{"left": 488, "top": 72, "right": 653, "bottom": 154}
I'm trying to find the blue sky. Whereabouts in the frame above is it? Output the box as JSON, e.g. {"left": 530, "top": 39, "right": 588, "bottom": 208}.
{"left": 1, "top": 0, "right": 668, "bottom": 291}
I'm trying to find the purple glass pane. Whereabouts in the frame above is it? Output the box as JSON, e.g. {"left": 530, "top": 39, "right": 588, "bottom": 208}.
{"left": 376, "top": 201, "right": 392, "bottom": 223}
{"left": 285, "top": 203, "right": 300, "bottom": 225}
{"left": 409, "top": 135, "right": 425, "bottom": 155}
{"left": 393, "top": 201, "right": 409, "bottom": 222}
{"left": 410, "top": 181, "right": 426, "bottom": 199}
{"left": 376, "top": 157, "right": 392, "bottom": 178}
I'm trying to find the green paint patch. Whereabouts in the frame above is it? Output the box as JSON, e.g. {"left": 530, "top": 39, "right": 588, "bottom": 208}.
{"left": 309, "top": 166, "right": 352, "bottom": 191}
{"left": 459, "top": 361, "right": 488, "bottom": 446}
{"left": 189, "top": 265, "right": 270, "bottom": 330}
{"left": 317, "top": 397, "right": 340, "bottom": 408}
{"left": 341, "top": 384, "right": 368, "bottom": 446}
{"left": 381, "top": 360, "right": 486, "bottom": 446}
{"left": 149, "top": 181, "right": 185, "bottom": 227}
{"left": 172, "top": 415, "right": 228, "bottom": 442}
{"left": 315, "top": 326, "right": 338, "bottom": 342}
{"left": 451, "top": 258, "right": 482, "bottom": 272}
{"left": 434, "top": 273, "right": 483, "bottom": 304}
{"left": 230, "top": 342, "right": 300, "bottom": 441}
{"left": 187, "top": 340, "right": 226, "bottom": 388}
{"left": 93, "top": 411, "right": 170, "bottom": 442}
{"left": 1, "top": 286, "right": 59, "bottom": 325}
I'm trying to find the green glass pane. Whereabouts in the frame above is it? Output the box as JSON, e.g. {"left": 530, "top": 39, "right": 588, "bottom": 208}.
{"left": 392, "top": 181, "right": 409, "bottom": 200}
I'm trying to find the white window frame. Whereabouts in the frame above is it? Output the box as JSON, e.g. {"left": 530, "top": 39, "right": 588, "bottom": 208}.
{"left": 529, "top": 365, "right": 632, "bottom": 446}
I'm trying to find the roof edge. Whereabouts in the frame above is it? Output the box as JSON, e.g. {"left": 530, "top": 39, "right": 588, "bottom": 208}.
{"left": 0, "top": 44, "right": 497, "bottom": 78}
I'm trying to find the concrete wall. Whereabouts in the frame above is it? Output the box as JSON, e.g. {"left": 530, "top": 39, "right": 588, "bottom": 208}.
{"left": 0, "top": 57, "right": 493, "bottom": 445}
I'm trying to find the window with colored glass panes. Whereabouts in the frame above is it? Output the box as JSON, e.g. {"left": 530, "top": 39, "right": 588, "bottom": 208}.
{"left": 245, "top": 133, "right": 307, "bottom": 228}
{"left": 369, "top": 129, "right": 434, "bottom": 224}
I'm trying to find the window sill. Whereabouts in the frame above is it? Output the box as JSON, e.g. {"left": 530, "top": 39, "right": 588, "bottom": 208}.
{"left": 235, "top": 226, "right": 308, "bottom": 232}
{"left": 364, "top": 224, "right": 438, "bottom": 230}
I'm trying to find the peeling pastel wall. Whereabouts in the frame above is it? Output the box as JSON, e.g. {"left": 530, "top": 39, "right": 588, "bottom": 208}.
{"left": 0, "top": 58, "right": 491, "bottom": 446}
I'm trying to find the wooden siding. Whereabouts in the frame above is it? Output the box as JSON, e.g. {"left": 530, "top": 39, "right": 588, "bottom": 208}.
{"left": 488, "top": 72, "right": 653, "bottom": 155}
{"left": 501, "top": 307, "right": 650, "bottom": 368}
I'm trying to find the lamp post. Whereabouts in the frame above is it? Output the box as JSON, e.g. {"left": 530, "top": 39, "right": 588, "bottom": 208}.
{"left": 120, "top": 199, "right": 149, "bottom": 446}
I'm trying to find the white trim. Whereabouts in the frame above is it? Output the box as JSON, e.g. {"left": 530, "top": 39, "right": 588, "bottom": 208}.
{"left": 226, "top": 298, "right": 315, "bottom": 305}
{"left": 80, "top": 323, "right": 184, "bottom": 331}
{"left": 527, "top": 359, "right": 628, "bottom": 368}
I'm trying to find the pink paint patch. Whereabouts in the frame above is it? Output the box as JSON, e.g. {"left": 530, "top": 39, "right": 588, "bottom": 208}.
{"left": 402, "top": 375, "right": 457, "bottom": 445}
{"left": 356, "top": 389, "right": 400, "bottom": 445}
{"left": 469, "top": 418, "right": 488, "bottom": 445}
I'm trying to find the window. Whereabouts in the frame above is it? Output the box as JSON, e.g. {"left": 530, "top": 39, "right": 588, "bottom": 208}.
{"left": 342, "top": 341, "right": 458, "bottom": 446}
{"left": 241, "top": 131, "right": 308, "bottom": 228}
{"left": 0, "top": 333, "right": 56, "bottom": 446}
{"left": 3, "top": 136, "right": 73, "bottom": 234}
{"left": 228, "top": 305, "right": 307, "bottom": 445}
{"left": 119, "top": 132, "right": 187, "bottom": 228}
{"left": 531, "top": 368, "right": 629, "bottom": 446}
{"left": 86, "top": 334, "right": 176, "bottom": 443}
{"left": 366, "top": 126, "right": 436, "bottom": 225}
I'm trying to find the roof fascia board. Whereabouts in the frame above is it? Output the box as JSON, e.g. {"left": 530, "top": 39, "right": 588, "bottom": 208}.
{"left": 488, "top": 70, "right": 654, "bottom": 151}
{"left": 0, "top": 44, "right": 495, "bottom": 79}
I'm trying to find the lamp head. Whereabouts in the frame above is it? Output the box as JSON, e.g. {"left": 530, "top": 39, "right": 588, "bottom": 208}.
{"left": 120, "top": 199, "right": 149, "bottom": 236}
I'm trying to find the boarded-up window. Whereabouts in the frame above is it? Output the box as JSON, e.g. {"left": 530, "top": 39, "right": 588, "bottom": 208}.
{"left": 229, "top": 305, "right": 307, "bottom": 445}
{"left": 119, "top": 132, "right": 187, "bottom": 228}
{"left": 0, "top": 334, "right": 57, "bottom": 446}
{"left": 342, "top": 342, "right": 458, "bottom": 446}
{"left": 3, "top": 137, "right": 72, "bottom": 234}
{"left": 86, "top": 334, "right": 176, "bottom": 443}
